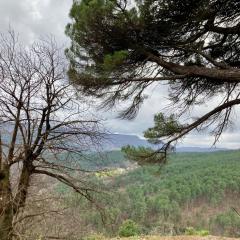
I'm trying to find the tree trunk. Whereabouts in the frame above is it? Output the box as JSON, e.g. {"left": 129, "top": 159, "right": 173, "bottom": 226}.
{"left": 14, "top": 161, "right": 32, "bottom": 211}
{"left": 0, "top": 160, "right": 32, "bottom": 240}
{"left": 0, "top": 166, "right": 13, "bottom": 240}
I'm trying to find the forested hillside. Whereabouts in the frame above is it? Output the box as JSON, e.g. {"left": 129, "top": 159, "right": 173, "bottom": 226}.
{"left": 52, "top": 150, "right": 240, "bottom": 239}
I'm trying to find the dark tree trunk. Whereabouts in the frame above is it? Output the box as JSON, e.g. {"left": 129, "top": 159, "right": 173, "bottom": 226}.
{"left": 0, "top": 158, "right": 33, "bottom": 240}
{"left": 14, "top": 161, "right": 32, "bottom": 211}
{"left": 0, "top": 166, "right": 13, "bottom": 240}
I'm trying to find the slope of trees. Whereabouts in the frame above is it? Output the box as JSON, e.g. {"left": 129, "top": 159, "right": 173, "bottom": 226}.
{"left": 0, "top": 31, "right": 101, "bottom": 240}
{"left": 57, "top": 150, "right": 240, "bottom": 238}
{"left": 66, "top": 0, "right": 240, "bottom": 152}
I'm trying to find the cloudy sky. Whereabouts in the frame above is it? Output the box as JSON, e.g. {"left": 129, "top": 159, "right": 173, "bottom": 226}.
{"left": 0, "top": 0, "right": 239, "bottom": 149}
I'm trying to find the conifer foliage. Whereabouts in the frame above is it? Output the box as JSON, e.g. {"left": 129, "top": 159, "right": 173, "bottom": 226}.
{"left": 66, "top": 0, "right": 240, "bottom": 151}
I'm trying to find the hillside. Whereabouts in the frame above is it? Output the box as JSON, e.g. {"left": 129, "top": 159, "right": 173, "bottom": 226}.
{"left": 52, "top": 150, "right": 240, "bottom": 238}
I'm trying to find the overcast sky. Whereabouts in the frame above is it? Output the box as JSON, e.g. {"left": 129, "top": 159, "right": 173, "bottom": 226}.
{"left": 0, "top": 0, "right": 239, "bottom": 149}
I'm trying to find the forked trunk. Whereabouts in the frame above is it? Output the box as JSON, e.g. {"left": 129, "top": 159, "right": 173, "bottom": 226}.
{"left": 0, "top": 166, "right": 13, "bottom": 240}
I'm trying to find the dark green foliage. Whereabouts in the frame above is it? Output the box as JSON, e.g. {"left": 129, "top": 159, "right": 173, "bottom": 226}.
{"left": 144, "top": 113, "right": 184, "bottom": 144}
{"left": 121, "top": 113, "right": 182, "bottom": 165}
{"left": 103, "top": 51, "right": 129, "bottom": 72}
{"left": 67, "top": 0, "right": 240, "bottom": 73}
{"left": 122, "top": 145, "right": 165, "bottom": 165}
{"left": 118, "top": 220, "right": 140, "bottom": 237}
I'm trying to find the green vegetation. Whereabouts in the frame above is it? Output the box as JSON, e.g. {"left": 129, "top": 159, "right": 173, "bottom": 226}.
{"left": 57, "top": 150, "right": 240, "bottom": 238}
{"left": 118, "top": 220, "right": 140, "bottom": 237}
{"left": 184, "top": 227, "right": 209, "bottom": 236}
{"left": 103, "top": 51, "right": 129, "bottom": 72}
{"left": 56, "top": 150, "right": 131, "bottom": 171}
{"left": 122, "top": 146, "right": 163, "bottom": 165}
{"left": 211, "top": 210, "right": 240, "bottom": 237}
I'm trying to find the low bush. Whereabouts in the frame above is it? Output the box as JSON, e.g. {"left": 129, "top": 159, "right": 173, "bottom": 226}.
{"left": 119, "top": 220, "right": 140, "bottom": 237}
{"left": 185, "top": 227, "right": 209, "bottom": 236}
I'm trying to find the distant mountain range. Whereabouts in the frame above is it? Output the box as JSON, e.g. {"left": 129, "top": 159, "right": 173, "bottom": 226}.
{"left": 0, "top": 128, "right": 228, "bottom": 153}
{"left": 176, "top": 146, "right": 227, "bottom": 152}
{"left": 102, "top": 134, "right": 155, "bottom": 149}
{"left": 102, "top": 134, "right": 228, "bottom": 152}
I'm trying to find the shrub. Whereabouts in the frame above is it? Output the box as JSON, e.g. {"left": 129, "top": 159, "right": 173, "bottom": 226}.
{"left": 185, "top": 227, "right": 209, "bottom": 236}
{"left": 185, "top": 227, "right": 195, "bottom": 235}
{"left": 197, "top": 230, "right": 210, "bottom": 236}
{"left": 118, "top": 220, "right": 140, "bottom": 237}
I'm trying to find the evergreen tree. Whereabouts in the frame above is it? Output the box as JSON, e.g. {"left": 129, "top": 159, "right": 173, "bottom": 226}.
{"left": 66, "top": 0, "right": 240, "bottom": 153}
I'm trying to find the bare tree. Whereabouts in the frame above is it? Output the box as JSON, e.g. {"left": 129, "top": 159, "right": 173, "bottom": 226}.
{"left": 0, "top": 31, "right": 101, "bottom": 240}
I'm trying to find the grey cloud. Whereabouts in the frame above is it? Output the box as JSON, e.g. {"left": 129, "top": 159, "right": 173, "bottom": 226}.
{"left": 0, "top": 0, "right": 71, "bottom": 44}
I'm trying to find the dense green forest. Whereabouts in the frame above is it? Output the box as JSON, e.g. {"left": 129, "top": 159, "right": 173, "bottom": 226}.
{"left": 55, "top": 150, "right": 240, "bottom": 238}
